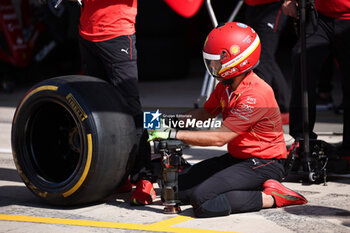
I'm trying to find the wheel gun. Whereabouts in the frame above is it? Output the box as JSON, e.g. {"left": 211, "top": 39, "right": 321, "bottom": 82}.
{"left": 154, "top": 140, "right": 187, "bottom": 214}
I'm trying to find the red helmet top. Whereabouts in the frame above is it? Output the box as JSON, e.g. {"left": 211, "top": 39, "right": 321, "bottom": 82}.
{"left": 203, "top": 22, "right": 261, "bottom": 80}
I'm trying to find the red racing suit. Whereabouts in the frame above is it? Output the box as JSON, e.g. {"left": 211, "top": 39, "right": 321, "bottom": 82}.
{"left": 204, "top": 71, "right": 287, "bottom": 159}
{"left": 315, "top": 0, "right": 350, "bottom": 19}
{"left": 79, "top": 0, "right": 137, "bottom": 42}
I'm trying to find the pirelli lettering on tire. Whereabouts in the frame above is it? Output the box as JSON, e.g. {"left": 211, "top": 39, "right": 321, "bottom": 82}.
{"left": 66, "top": 93, "right": 88, "bottom": 121}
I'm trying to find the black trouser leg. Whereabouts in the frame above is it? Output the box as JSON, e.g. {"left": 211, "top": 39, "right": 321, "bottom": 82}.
{"left": 129, "top": 114, "right": 153, "bottom": 183}
{"left": 244, "top": 2, "right": 290, "bottom": 113}
{"left": 79, "top": 35, "right": 153, "bottom": 183}
{"left": 179, "top": 154, "right": 285, "bottom": 217}
{"left": 79, "top": 36, "right": 107, "bottom": 79}
{"left": 289, "top": 16, "right": 332, "bottom": 139}
{"left": 178, "top": 153, "right": 237, "bottom": 201}
{"left": 333, "top": 18, "right": 350, "bottom": 150}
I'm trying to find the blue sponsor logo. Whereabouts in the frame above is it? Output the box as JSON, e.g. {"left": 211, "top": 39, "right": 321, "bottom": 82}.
{"left": 143, "top": 109, "right": 162, "bottom": 129}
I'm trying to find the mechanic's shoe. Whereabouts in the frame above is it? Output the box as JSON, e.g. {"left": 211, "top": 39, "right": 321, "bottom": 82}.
{"left": 116, "top": 178, "right": 133, "bottom": 193}
{"left": 263, "top": 179, "right": 307, "bottom": 207}
{"left": 130, "top": 180, "right": 156, "bottom": 205}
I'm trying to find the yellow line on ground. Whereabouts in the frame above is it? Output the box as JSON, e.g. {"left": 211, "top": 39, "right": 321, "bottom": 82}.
{"left": 149, "top": 216, "right": 193, "bottom": 227}
{"left": 0, "top": 214, "right": 237, "bottom": 233}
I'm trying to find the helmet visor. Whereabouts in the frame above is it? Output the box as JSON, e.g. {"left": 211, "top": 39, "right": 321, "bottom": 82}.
{"left": 203, "top": 52, "right": 221, "bottom": 78}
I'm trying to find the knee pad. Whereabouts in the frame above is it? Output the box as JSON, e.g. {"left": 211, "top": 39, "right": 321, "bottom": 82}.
{"left": 193, "top": 194, "right": 231, "bottom": 218}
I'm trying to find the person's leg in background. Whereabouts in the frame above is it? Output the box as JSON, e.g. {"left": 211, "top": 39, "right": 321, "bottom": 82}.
{"left": 333, "top": 18, "right": 350, "bottom": 156}
{"left": 289, "top": 15, "right": 332, "bottom": 140}
{"left": 244, "top": 2, "right": 290, "bottom": 122}
{"left": 316, "top": 55, "right": 335, "bottom": 110}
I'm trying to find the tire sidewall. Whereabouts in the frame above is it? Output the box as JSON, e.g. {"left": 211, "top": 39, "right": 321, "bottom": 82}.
{"left": 12, "top": 76, "right": 136, "bottom": 205}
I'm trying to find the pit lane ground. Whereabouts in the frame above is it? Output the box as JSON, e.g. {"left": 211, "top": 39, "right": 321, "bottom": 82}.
{"left": 0, "top": 74, "right": 350, "bottom": 233}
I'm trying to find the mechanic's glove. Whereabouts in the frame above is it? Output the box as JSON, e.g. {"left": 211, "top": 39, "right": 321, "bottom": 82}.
{"left": 148, "top": 128, "right": 178, "bottom": 141}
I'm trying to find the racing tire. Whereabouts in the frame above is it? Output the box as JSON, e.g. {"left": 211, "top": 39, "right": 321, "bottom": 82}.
{"left": 11, "top": 75, "right": 137, "bottom": 205}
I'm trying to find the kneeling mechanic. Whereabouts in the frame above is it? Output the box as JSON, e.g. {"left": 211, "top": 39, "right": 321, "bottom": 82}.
{"left": 149, "top": 22, "right": 307, "bottom": 218}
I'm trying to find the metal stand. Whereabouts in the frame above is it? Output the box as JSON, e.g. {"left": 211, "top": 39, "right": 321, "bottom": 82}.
{"left": 298, "top": 0, "right": 328, "bottom": 184}
{"left": 299, "top": 0, "right": 312, "bottom": 179}
{"left": 196, "top": 0, "right": 244, "bottom": 107}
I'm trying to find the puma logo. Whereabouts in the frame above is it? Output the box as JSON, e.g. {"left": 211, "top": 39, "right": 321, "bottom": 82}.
{"left": 267, "top": 23, "right": 274, "bottom": 29}
{"left": 121, "top": 48, "right": 129, "bottom": 54}
{"left": 252, "top": 159, "right": 257, "bottom": 165}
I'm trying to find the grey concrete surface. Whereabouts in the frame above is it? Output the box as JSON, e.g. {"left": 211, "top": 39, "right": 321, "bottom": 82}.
{"left": 0, "top": 72, "right": 350, "bottom": 233}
